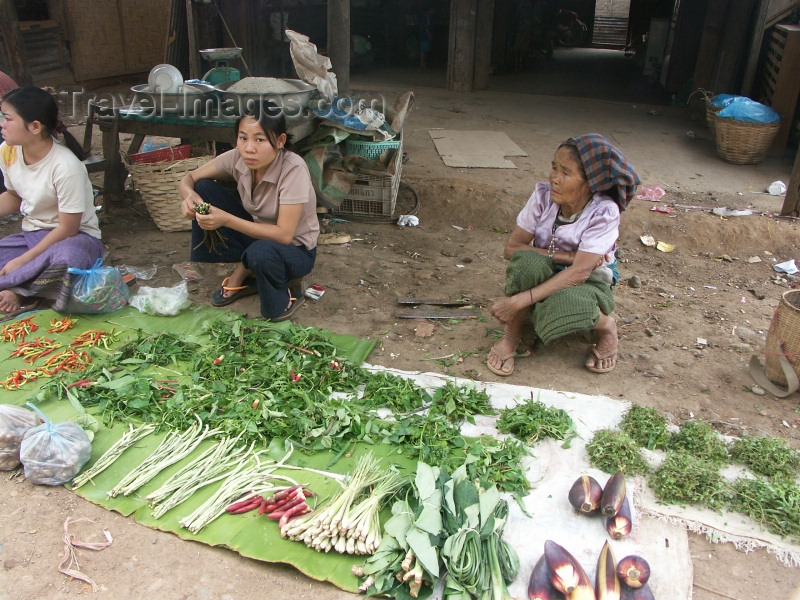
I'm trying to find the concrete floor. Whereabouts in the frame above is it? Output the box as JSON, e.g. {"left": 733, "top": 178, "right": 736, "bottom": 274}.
{"left": 354, "top": 47, "right": 671, "bottom": 105}
{"left": 350, "top": 47, "right": 797, "bottom": 206}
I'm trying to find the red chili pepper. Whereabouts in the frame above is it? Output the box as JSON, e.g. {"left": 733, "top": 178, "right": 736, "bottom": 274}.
{"left": 46, "top": 317, "right": 75, "bottom": 333}
{"left": 213, "top": 355, "right": 224, "bottom": 365}
{"left": 2, "top": 316, "right": 38, "bottom": 343}
{"left": 290, "top": 369, "right": 301, "bottom": 382}
{"left": 329, "top": 360, "right": 342, "bottom": 370}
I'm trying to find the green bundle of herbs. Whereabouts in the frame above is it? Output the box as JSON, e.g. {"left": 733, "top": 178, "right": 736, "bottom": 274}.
{"left": 496, "top": 394, "right": 576, "bottom": 447}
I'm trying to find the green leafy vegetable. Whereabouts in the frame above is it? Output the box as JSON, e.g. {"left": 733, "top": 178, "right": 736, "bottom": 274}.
{"left": 585, "top": 428, "right": 650, "bottom": 474}
{"left": 496, "top": 394, "right": 577, "bottom": 447}
{"left": 619, "top": 405, "right": 670, "bottom": 450}
{"left": 649, "top": 451, "right": 730, "bottom": 510}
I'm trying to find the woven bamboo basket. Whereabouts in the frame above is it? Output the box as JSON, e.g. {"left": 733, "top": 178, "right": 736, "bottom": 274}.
{"left": 123, "top": 154, "right": 210, "bottom": 232}
{"left": 705, "top": 98, "right": 723, "bottom": 134}
{"left": 764, "top": 290, "right": 800, "bottom": 387}
{"left": 712, "top": 114, "right": 781, "bottom": 165}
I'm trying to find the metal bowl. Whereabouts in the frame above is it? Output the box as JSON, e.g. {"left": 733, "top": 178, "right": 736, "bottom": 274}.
{"left": 131, "top": 83, "right": 217, "bottom": 118}
{"left": 214, "top": 79, "right": 317, "bottom": 119}
{"left": 200, "top": 47, "right": 242, "bottom": 62}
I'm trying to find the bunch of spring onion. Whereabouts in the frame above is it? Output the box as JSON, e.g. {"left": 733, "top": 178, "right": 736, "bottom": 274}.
{"left": 71, "top": 423, "right": 156, "bottom": 489}
{"left": 107, "top": 420, "right": 219, "bottom": 498}
{"left": 145, "top": 435, "right": 250, "bottom": 519}
{"left": 280, "top": 453, "right": 407, "bottom": 555}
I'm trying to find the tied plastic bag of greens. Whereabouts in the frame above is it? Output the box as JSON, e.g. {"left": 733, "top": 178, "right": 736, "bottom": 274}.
{"left": 65, "top": 258, "right": 130, "bottom": 314}
{"left": 0, "top": 404, "right": 40, "bottom": 470}
{"left": 19, "top": 403, "right": 91, "bottom": 485}
{"left": 130, "top": 280, "right": 191, "bottom": 316}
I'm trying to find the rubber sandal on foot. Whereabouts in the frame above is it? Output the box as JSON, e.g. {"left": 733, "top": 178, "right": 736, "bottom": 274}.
{"left": 211, "top": 276, "right": 258, "bottom": 307}
{"left": 585, "top": 344, "right": 618, "bottom": 374}
{"left": 486, "top": 345, "right": 516, "bottom": 377}
{"left": 270, "top": 296, "right": 305, "bottom": 322}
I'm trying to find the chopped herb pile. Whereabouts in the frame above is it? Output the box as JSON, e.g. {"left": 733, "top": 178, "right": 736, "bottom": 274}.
{"left": 729, "top": 435, "right": 799, "bottom": 482}
{"left": 668, "top": 419, "right": 729, "bottom": 464}
{"left": 496, "top": 395, "right": 576, "bottom": 447}
{"left": 619, "top": 405, "right": 670, "bottom": 450}
{"left": 585, "top": 428, "right": 650, "bottom": 475}
{"left": 650, "top": 451, "right": 729, "bottom": 510}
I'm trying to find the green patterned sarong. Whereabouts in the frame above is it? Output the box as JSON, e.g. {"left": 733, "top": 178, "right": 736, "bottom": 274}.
{"left": 505, "top": 250, "right": 615, "bottom": 345}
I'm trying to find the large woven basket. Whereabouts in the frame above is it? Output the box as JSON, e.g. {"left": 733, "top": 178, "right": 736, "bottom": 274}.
{"left": 712, "top": 113, "right": 781, "bottom": 165}
{"left": 123, "top": 154, "right": 210, "bottom": 232}
{"left": 764, "top": 290, "right": 800, "bottom": 387}
{"left": 705, "top": 98, "right": 722, "bottom": 134}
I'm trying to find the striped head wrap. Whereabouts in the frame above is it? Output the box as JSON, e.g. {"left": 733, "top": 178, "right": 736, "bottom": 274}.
{"left": 563, "top": 133, "right": 641, "bottom": 211}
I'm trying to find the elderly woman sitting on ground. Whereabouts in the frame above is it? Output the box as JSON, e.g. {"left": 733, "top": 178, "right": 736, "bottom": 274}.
{"left": 487, "top": 133, "right": 640, "bottom": 376}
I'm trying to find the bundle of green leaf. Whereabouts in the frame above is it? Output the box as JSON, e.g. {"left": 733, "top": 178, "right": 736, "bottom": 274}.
{"left": 496, "top": 394, "right": 576, "bottom": 447}
{"left": 729, "top": 435, "right": 800, "bottom": 482}
{"left": 35, "top": 321, "right": 532, "bottom": 498}
{"left": 585, "top": 428, "right": 650, "bottom": 475}
{"left": 354, "top": 459, "right": 520, "bottom": 599}
{"left": 619, "top": 405, "right": 670, "bottom": 450}
{"left": 668, "top": 419, "right": 729, "bottom": 463}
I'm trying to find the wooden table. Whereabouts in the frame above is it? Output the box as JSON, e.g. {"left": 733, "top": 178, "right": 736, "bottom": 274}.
{"left": 98, "top": 108, "right": 319, "bottom": 201}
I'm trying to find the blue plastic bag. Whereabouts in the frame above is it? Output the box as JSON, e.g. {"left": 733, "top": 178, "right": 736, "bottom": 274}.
{"left": 716, "top": 95, "right": 781, "bottom": 123}
{"left": 709, "top": 93, "right": 738, "bottom": 108}
{"left": 65, "top": 258, "right": 130, "bottom": 314}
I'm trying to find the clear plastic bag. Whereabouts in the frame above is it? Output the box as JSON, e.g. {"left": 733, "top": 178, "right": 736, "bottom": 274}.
{"left": 65, "top": 258, "right": 131, "bottom": 314}
{"left": 0, "top": 404, "right": 40, "bottom": 470}
{"left": 130, "top": 280, "right": 191, "bottom": 316}
{"left": 19, "top": 403, "right": 92, "bottom": 485}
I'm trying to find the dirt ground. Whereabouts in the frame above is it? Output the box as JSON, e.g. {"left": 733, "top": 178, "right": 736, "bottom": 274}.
{"left": 2, "top": 77, "right": 800, "bottom": 600}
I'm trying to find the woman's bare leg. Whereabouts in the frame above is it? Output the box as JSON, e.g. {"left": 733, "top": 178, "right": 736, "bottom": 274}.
{"left": 487, "top": 297, "right": 530, "bottom": 375}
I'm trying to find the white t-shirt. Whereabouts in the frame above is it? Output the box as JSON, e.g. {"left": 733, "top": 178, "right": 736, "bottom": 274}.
{"left": 0, "top": 139, "right": 101, "bottom": 239}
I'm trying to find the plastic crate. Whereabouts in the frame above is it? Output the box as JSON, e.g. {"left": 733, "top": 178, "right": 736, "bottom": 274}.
{"left": 129, "top": 143, "right": 192, "bottom": 164}
{"left": 335, "top": 136, "right": 403, "bottom": 217}
{"left": 345, "top": 136, "right": 401, "bottom": 161}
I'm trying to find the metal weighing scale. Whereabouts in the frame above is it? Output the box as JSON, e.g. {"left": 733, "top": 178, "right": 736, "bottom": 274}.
{"left": 200, "top": 47, "right": 242, "bottom": 85}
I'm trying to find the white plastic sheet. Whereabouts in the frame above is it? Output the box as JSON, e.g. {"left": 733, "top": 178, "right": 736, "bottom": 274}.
{"left": 363, "top": 365, "right": 694, "bottom": 599}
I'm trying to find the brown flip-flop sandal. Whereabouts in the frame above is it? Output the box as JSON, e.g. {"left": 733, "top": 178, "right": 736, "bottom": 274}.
{"left": 585, "top": 344, "right": 618, "bottom": 374}
{"left": 487, "top": 346, "right": 517, "bottom": 376}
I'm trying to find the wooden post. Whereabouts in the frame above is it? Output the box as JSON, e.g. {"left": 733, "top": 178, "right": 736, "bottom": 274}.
{"left": 780, "top": 147, "right": 800, "bottom": 216}
{"left": 327, "top": 0, "right": 350, "bottom": 95}
{"left": 185, "top": 0, "right": 200, "bottom": 79}
{"left": 447, "top": 0, "right": 477, "bottom": 92}
{"left": 0, "top": 0, "right": 32, "bottom": 86}
{"left": 473, "top": 0, "right": 494, "bottom": 90}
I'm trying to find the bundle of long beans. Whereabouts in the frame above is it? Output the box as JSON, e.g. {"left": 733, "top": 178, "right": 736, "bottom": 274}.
{"left": 178, "top": 450, "right": 297, "bottom": 534}
{"left": 107, "top": 421, "right": 219, "bottom": 497}
{"left": 71, "top": 423, "right": 156, "bottom": 489}
{"left": 146, "top": 436, "right": 251, "bottom": 519}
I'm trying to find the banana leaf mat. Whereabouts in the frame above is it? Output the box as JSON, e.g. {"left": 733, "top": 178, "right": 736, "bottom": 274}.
{"left": 0, "top": 305, "right": 381, "bottom": 593}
